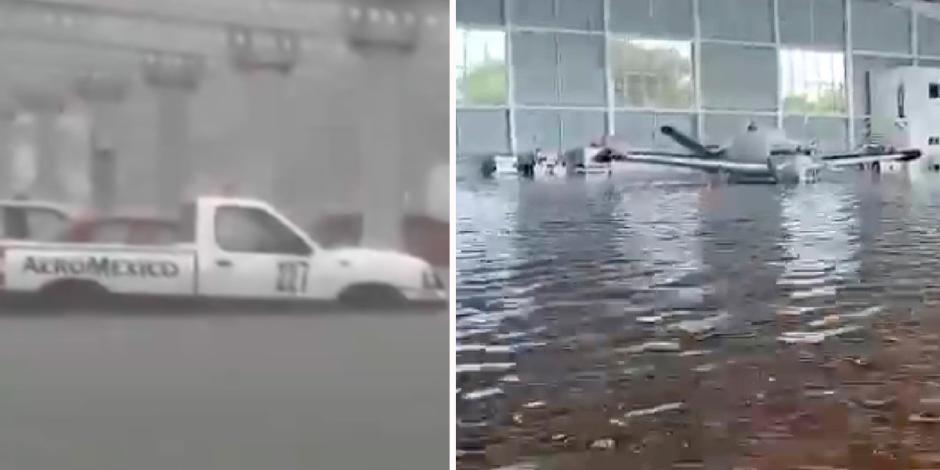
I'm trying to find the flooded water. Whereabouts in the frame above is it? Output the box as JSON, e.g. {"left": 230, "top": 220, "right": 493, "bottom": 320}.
{"left": 456, "top": 170, "right": 940, "bottom": 469}
{"left": 0, "top": 309, "right": 447, "bottom": 470}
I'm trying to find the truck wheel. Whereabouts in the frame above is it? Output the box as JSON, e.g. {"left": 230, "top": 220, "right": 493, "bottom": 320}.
{"left": 38, "top": 280, "right": 110, "bottom": 307}
{"left": 338, "top": 284, "right": 406, "bottom": 309}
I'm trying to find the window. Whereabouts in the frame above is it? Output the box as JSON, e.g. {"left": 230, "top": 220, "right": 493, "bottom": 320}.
{"left": 456, "top": 29, "right": 507, "bottom": 105}
{"left": 84, "top": 221, "right": 179, "bottom": 246}
{"left": 85, "top": 223, "right": 129, "bottom": 244}
{"left": 930, "top": 83, "right": 940, "bottom": 100}
{"left": 215, "top": 207, "right": 311, "bottom": 255}
{"left": 610, "top": 38, "right": 693, "bottom": 109}
{"left": 780, "top": 48, "right": 846, "bottom": 115}
{"left": 1, "top": 207, "right": 69, "bottom": 241}
{"left": 25, "top": 208, "right": 69, "bottom": 242}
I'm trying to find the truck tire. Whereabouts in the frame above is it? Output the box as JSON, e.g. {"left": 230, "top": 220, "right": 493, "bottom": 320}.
{"left": 38, "top": 279, "right": 110, "bottom": 307}
{"left": 338, "top": 284, "right": 406, "bottom": 309}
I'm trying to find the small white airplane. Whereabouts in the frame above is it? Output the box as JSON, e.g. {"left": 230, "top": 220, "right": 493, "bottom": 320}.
{"left": 611, "top": 122, "right": 921, "bottom": 184}
{"left": 483, "top": 122, "right": 922, "bottom": 184}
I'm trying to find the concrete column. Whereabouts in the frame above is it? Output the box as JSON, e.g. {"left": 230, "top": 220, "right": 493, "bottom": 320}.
{"left": 15, "top": 89, "right": 65, "bottom": 201}
{"left": 346, "top": 3, "right": 420, "bottom": 250}
{"left": 226, "top": 26, "right": 301, "bottom": 208}
{"left": 141, "top": 52, "right": 204, "bottom": 214}
{"left": 0, "top": 104, "right": 17, "bottom": 198}
{"left": 73, "top": 73, "right": 129, "bottom": 213}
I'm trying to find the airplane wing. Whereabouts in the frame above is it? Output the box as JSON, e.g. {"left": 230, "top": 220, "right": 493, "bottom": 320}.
{"left": 613, "top": 148, "right": 707, "bottom": 159}
{"left": 820, "top": 148, "right": 921, "bottom": 168}
{"left": 622, "top": 153, "right": 770, "bottom": 175}
{"left": 659, "top": 126, "right": 722, "bottom": 158}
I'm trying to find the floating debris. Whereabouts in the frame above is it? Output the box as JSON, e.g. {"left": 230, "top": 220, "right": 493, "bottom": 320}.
{"left": 679, "top": 349, "right": 710, "bottom": 357}
{"left": 846, "top": 305, "right": 884, "bottom": 319}
{"left": 670, "top": 313, "right": 730, "bottom": 336}
{"left": 858, "top": 397, "right": 896, "bottom": 409}
{"left": 623, "top": 341, "right": 682, "bottom": 353}
{"left": 693, "top": 363, "right": 718, "bottom": 373}
{"left": 778, "top": 325, "right": 864, "bottom": 344}
{"left": 921, "top": 397, "right": 940, "bottom": 407}
{"left": 589, "top": 438, "right": 616, "bottom": 450}
{"left": 636, "top": 315, "right": 664, "bottom": 324}
{"left": 843, "top": 356, "right": 872, "bottom": 368}
{"left": 805, "top": 389, "right": 836, "bottom": 398}
{"left": 778, "top": 332, "right": 826, "bottom": 344}
{"left": 776, "top": 305, "right": 819, "bottom": 317}
{"left": 622, "top": 365, "right": 656, "bottom": 376}
{"left": 455, "top": 344, "right": 515, "bottom": 354}
{"left": 463, "top": 387, "right": 504, "bottom": 401}
{"left": 491, "top": 463, "right": 538, "bottom": 470}
{"left": 623, "top": 402, "right": 685, "bottom": 419}
{"left": 455, "top": 363, "right": 516, "bottom": 374}
{"left": 808, "top": 314, "right": 842, "bottom": 328}
{"left": 909, "top": 412, "right": 940, "bottom": 424}
{"left": 778, "top": 276, "right": 827, "bottom": 287}
{"left": 809, "top": 306, "right": 884, "bottom": 328}
{"left": 522, "top": 401, "right": 546, "bottom": 409}
{"left": 790, "top": 286, "right": 837, "bottom": 300}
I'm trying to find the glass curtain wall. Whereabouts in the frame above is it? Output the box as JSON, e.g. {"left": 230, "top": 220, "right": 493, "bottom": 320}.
{"left": 457, "top": 0, "right": 940, "bottom": 157}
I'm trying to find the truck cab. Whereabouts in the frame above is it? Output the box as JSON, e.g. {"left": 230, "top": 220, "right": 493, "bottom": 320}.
{"left": 182, "top": 196, "right": 445, "bottom": 303}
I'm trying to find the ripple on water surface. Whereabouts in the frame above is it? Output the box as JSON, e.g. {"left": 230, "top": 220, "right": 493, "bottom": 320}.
{"left": 456, "top": 173, "right": 940, "bottom": 468}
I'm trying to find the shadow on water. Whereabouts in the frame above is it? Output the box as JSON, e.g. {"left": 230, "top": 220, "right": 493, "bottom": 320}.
{"left": 456, "top": 170, "right": 940, "bottom": 468}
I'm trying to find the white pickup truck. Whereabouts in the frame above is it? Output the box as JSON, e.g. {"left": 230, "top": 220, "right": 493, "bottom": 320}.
{"left": 0, "top": 196, "right": 447, "bottom": 308}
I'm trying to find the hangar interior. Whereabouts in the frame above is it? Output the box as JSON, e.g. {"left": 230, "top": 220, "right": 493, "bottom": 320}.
{"left": 456, "top": 0, "right": 940, "bottom": 164}
{"left": 0, "top": 0, "right": 447, "bottom": 249}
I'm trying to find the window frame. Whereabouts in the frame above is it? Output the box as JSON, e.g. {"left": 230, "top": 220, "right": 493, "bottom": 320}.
{"left": 609, "top": 36, "right": 695, "bottom": 111}
{"left": 779, "top": 47, "right": 848, "bottom": 117}
{"left": 213, "top": 206, "right": 313, "bottom": 257}
{"left": 456, "top": 27, "right": 509, "bottom": 106}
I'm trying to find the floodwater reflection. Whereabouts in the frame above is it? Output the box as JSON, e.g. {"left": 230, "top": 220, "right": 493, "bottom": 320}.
{"left": 456, "top": 171, "right": 940, "bottom": 468}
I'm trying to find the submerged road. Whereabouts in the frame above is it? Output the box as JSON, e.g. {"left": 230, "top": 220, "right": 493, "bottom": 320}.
{"left": 0, "top": 308, "right": 447, "bottom": 470}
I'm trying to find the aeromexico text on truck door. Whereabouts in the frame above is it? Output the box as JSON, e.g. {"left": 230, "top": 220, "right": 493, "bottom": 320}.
{"left": 22, "top": 256, "right": 181, "bottom": 278}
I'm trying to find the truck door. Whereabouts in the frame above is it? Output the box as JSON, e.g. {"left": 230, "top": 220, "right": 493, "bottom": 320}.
{"left": 199, "top": 204, "right": 317, "bottom": 300}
